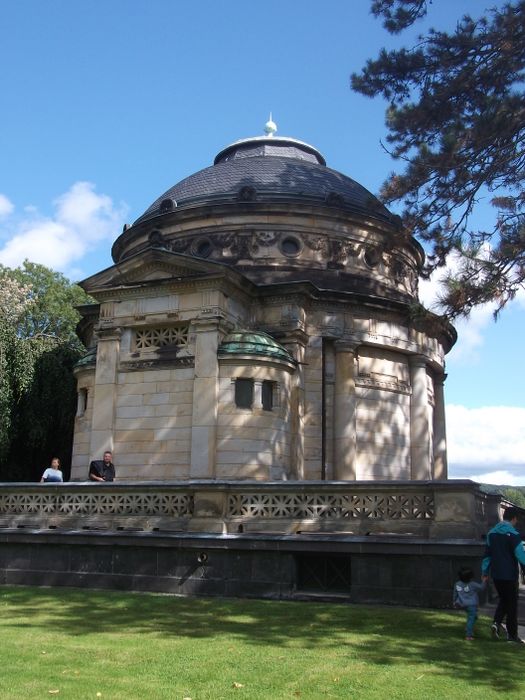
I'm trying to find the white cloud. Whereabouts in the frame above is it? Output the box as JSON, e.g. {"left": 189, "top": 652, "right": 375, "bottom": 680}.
{"left": 466, "top": 470, "right": 525, "bottom": 487}
{"left": 447, "top": 306, "right": 494, "bottom": 363}
{"left": 0, "top": 194, "right": 14, "bottom": 218}
{"left": 419, "top": 251, "right": 497, "bottom": 363}
{"left": 0, "top": 182, "right": 128, "bottom": 273}
{"left": 446, "top": 405, "right": 525, "bottom": 482}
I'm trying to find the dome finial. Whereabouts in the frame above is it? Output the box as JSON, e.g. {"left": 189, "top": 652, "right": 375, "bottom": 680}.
{"left": 264, "top": 113, "right": 277, "bottom": 137}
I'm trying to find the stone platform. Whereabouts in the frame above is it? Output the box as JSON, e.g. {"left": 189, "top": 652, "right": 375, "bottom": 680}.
{"left": 0, "top": 528, "right": 485, "bottom": 608}
{"left": 0, "top": 479, "right": 503, "bottom": 537}
{"left": 0, "top": 480, "right": 517, "bottom": 608}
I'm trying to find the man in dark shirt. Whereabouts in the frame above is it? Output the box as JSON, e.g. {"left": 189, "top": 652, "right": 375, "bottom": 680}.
{"left": 482, "top": 506, "right": 525, "bottom": 643}
{"left": 89, "top": 451, "right": 116, "bottom": 482}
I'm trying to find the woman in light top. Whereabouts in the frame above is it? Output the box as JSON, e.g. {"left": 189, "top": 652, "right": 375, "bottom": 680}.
{"left": 40, "top": 457, "right": 63, "bottom": 483}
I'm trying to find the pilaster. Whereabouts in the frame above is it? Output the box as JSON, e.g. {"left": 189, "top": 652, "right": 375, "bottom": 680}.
{"left": 189, "top": 318, "right": 224, "bottom": 478}
{"left": 433, "top": 372, "right": 448, "bottom": 480}
{"left": 281, "top": 329, "right": 308, "bottom": 480}
{"left": 89, "top": 328, "right": 121, "bottom": 462}
{"left": 409, "top": 354, "right": 432, "bottom": 480}
{"left": 333, "top": 341, "right": 358, "bottom": 480}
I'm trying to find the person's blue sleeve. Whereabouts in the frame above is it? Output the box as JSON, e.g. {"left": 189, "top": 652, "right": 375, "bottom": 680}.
{"left": 514, "top": 542, "right": 525, "bottom": 565}
{"left": 482, "top": 533, "right": 491, "bottom": 575}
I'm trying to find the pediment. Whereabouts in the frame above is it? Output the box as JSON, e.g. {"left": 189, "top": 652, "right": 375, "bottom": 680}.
{"left": 121, "top": 261, "right": 201, "bottom": 284}
{"left": 81, "top": 248, "right": 238, "bottom": 294}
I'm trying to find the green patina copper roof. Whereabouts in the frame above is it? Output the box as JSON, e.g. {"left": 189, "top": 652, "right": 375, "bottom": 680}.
{"left": 75, "top": 346, "right": 97, "bottom": 368}
{"left": 218, "top": 330, "right": 295, "bottom": 364}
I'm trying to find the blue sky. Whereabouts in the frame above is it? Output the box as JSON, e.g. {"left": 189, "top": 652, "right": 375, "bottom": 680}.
{"left": 1, "top": 0, "right": 524, "bottom": 484}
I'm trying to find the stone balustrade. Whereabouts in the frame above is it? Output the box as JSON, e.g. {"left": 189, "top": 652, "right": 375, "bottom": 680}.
{"left": 0, "top": 479, "right": 498, "bottom": 540}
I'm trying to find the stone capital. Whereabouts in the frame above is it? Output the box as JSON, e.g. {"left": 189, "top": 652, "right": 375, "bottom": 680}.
{"left": 334, "top": 339, "right": 359, "bottom": 355}
{"left": 190, "top": 317, "right": 231, "bottom": 335}
{"left": 434, "top": 371, "right": 448, "bottom": 386}
{"left": 409, "top": 354, "right": 427, "bottom": 369}
{"left": 95, "top": 326, "right": 122, "bottom": 341}
{"left": 279, "top": 328, "right": 309, "bottom": 348}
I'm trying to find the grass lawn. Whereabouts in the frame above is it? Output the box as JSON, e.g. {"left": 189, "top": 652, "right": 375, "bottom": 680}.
{"left": 0, "top": 586, "right": 523, "bottom": 699}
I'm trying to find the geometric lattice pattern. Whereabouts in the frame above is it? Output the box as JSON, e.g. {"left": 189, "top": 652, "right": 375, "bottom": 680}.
{"left": 227, "top": 493, "right": 434, "bottom": 520}
{"left": 134, "top": 325, "right": 189, "bottom": 350}
{"left": 0, "top": 493, "right": 194, "bottom": 517}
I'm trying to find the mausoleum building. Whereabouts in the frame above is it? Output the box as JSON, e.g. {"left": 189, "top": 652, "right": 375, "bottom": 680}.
{"left": 5, "top": 124, "right": 521, "bottom": 608}
{"left": 71, "top": 124, "right": 455, "bottom": 482}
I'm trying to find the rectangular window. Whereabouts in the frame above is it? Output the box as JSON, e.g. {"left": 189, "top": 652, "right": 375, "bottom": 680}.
{"left": 296, "top": 554, "right": 351, "bottom": 593}
{"left": 262, "top": 380, "right": 274, "bottom": 411}
{"left": 77, "top": 388, "right": 88, "bottom": 417}
{"left": 235, "top": 378, "right": 253, "bottom": 408}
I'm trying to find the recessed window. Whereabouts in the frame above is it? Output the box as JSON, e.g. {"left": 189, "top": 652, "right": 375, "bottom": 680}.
{"left": 364, "top": 247, "right": 382, "bottom": 268}
{"left": 235, "top": 378, "right": 254, "bottom": 408}
{"left": 238, "top": 186, "right": 256, "bottom": 201}
{"left": 325, "top": 192, "right": 344, "bottom": 207}
{"left": 281, "top": 236, "right": 301, "bottom": 257}
{"left": 296, "top": 554, "right": 351, "bottom": 593}
{"left": 77, "top": 388, "right": 88, "bottom": 417}
{"left": 262, "top": 380, "right": 275, "bottom": 411}
{"left": 160, "top": 198, "right": 176, "bottom": 212}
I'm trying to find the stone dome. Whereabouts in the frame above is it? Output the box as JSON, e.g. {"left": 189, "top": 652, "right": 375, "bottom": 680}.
{"left": 110, "top": 130, "right": 423, "bottom": 306}
{"left": 133, "top": 136, "right": 396, "bottom": 227}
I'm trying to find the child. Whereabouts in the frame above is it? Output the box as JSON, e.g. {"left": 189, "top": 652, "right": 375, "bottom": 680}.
{"left": 453, "top": 566, "right": 486, "bottom": 640}
{"left": 40, "top": 457, "right": 64, "bottom": 483}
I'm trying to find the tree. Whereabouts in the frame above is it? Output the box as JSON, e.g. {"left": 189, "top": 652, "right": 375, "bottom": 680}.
{"left": 0, "top": 275, "right": 35, "bottom": 464}
{"left": 7, "top": 261, "right": 88, "bottom": 346}
{"left": 501, "top": 487, "right": 525, "bottom": 509}
{"left": 0, "top": 262, "right": 93, "bottom": 481}
{"left": 351, "top": 0, "right": 525, "bottom": 317}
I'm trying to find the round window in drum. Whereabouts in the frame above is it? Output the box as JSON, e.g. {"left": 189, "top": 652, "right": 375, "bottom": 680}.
{"left": 364, "top": 247, "right": 382, "bottom": 268}
{"left": 195, "top": 239, "right": 212, "bottom": 258}
{"left": 280, "top": 236, "right": 301, "bottom": 257}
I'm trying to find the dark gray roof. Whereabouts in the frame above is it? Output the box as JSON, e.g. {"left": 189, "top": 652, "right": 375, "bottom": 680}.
{"left": 133, "top": 137, "right": 393, "bottom": 226}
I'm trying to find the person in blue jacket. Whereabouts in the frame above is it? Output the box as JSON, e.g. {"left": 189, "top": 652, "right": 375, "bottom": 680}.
{"left": 482, "top": 506, "right": 525, "bottom": 644}
{"left": 453, "top": 566, "right": 487, "bottom": 640}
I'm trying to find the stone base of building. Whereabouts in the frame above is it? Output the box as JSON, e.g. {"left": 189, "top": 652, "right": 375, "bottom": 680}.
{"left": 0, "top": 529, "right": 484, "bottom": 608}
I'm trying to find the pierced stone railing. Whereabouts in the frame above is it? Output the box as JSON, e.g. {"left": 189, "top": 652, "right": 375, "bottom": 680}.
{"left": 0, "top": 480, "right": 496, "bottom": 539}
{"left": 227, "top": 492, "right": 434, "bottom": 519}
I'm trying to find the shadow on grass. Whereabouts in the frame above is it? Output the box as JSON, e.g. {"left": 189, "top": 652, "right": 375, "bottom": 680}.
{"left": 1, "top": 586, "right": 522, "bottom": 693}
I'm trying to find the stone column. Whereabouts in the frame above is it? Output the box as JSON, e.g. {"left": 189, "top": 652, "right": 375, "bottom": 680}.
{"left": 281, "top": 330, "right": 308, "bottom": 480}
{"left": 409, "top": 354, "right": 432, "bottom": 480}
{"left": 189, "top": 319, "right": 222, "bottom": 478}
{"left": 433, "top": 372, "right": 448, "bottom": 480}
{"left": 333, "top": 341, "right": 358, "bottom": 480}
{"left": 89, "top": 328, "right": 121, "bottom": 462}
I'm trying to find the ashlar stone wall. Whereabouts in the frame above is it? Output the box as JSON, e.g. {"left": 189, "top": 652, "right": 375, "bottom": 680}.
{"left": 355, "top": 348, "right": 412, "bottom": 480}
{"left": 113, "top": 367, "right": 194, "bottom": 480}
{"left": 216, "top": 362, "right": 293, "bottom": 480}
